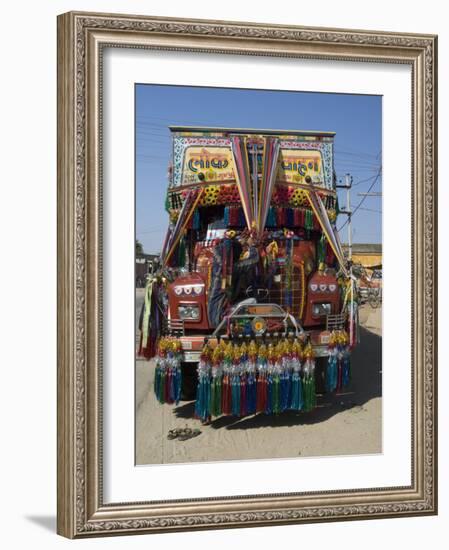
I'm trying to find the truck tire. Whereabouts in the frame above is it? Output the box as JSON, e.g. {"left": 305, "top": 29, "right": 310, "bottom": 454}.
{"left": 180, "top": 362, "right": 198, "bottom": 401}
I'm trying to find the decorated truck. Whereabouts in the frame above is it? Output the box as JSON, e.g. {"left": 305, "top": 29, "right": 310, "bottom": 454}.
{"left": 138, "top": 126, "right": 358, "bottom": 421}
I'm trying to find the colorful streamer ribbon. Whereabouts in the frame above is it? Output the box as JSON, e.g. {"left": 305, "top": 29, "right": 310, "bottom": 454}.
{"left": 257, "top": 137, "right": 281, "bottom": 238}
{"left": 230, "top": 136, "right": 254, "bottom": 231}
{"left": 305, "top": 189, "right": 348, "bottom": 276}
{"left": 162, "top": 188, "right": 204, "bottom": 266}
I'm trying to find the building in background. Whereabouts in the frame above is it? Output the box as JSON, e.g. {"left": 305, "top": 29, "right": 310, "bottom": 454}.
{"left": 344, "top": 244, "right": 382, "bottom": 303}
{"left": 343, "top": 243, "right": 382, "bottom": 269}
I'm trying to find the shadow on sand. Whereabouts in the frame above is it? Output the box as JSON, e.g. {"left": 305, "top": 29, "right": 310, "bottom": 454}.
{"left": 173, "top": 326, "right": 381, "bottom": 430}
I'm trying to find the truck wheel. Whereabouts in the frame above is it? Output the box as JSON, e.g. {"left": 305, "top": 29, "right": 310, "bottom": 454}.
{"left": 180, "top": 362, "right": 198, "bottom": 401}
{"left": 314, "top": 357, "right": 328, "bottom": 395}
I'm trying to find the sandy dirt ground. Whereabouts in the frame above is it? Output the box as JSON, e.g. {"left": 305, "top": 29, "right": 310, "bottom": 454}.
{"left": 136, "top": 292, "right": 382, "bottom": 465}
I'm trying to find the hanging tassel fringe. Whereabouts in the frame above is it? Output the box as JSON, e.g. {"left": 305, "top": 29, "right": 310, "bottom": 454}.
{"left": 192, "top": 208, "right": 200, "bottom": 230}
{"left": 194, "top": 345, "right": 212, "bottom": 421}
{"left": 223, "top": 206, "right": 230, "bottom": 227}
{"left": 325, "top": 330, "right": 351, "bottom": 392}
{"left": 305, "top": 209, "right": 314, "bottom": 231}
{"left": 326, "top": 353, "right": 338, "bottom": 392}
{"left": 152, "top": 333, "right": 351, "bottom": 420}
{"left": 302, "top": 342, "right": 316, "bottom": 411}
{"left": 190, "top": 337, "right": 318, "bottom": 419}
{"left": 154, "top": 337, "right": 182, "bottom": 405}
{"left": 266, "top": 206, "right": 277, "bottom": 227}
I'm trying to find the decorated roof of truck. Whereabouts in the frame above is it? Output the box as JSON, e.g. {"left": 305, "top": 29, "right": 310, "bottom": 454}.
{"left": 168, "top": 126, "right": 336, "bottom": 191}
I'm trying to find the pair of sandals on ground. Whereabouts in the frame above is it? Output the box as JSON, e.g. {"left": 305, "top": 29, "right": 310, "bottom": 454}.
{"left": 167, "top": 426, "right": 201, "bottom": 441}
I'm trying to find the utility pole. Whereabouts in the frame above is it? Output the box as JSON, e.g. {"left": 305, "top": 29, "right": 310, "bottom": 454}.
{"left": 336, "top": 173, "right": 353, "bottom": 261}
{"left": 336, "top": 173, "right": 355, "bottom": 345}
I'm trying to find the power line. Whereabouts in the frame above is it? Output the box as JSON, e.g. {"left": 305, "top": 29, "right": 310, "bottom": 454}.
{"left": 135, "top": 121, "right": 170, "bottom": 128}
{"left": 335, "top": 148, "right": 381, "bottom": 160}
{"left": 338, "top": 167, "right": 382, "bottom": 232}
{"left": 135, "top": 132, "right": 170, "bottom": 140}
{"left": 137, "top": 113, "right": 224, "bottom": 126}
{"left": 137, "top": 228, "right": 167, "bottom": 235}
{"left": 335, "top": 157, "right": 381, "bottom": 167}
{"left": 335, "top": 159, "right": 381, "bottom": 167}
{"left": 135, "top": 127, "right": 171, "bottom": 136}
{"left": 335, "top": 166, "right": 380, "bottom": 175}
{"left": 350, "top": 173, "right": 381, "bottom": 187}
{"left": 136, "top": 153, "right": 168, "bottom": 161}
{"left": 351, "top": 206, "right": 382, "bottom": 213}
{"left": 137, "top": 159, "right": 168, "bottom": 166}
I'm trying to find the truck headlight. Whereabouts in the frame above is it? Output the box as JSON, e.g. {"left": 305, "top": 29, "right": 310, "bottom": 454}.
{"left": 178, "top": 305, "right": 200, "bottom": 320}
{"left": 312, "top": 303, "right": 332, "bottom": 317}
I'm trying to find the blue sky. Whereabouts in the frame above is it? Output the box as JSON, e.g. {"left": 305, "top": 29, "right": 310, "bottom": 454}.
{"left": 136, "top": 84, "right": 382, "bottom": 254}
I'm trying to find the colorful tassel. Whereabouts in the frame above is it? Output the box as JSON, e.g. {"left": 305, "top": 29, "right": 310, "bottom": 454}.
{"left": 154, "top": 337, "right": 182, "bottom": 405}
{"left": 221, "top": 342, "right": 233, "bottom": 415}
{"left": 289, "top": 339, "right": 303, "bottom": 410}
{"left": 210, "top": 345, "right": 223, "bottom": 417}
{"left": 266, "top": 206, "right": 277, "bottom": 227}
{"left": 325, "top": 330, "right": 351, "bottom": 393}
{"left": 326, "top": 331, "right": 339, "bottom": 392}
{"left": 317, "top": 234, "right": 326, "bottom": 265}
{"left": 302, "top": 342, "right": 316, "bottom": 412}
{"left": 192, "top": 208, "right": 200, "bottom": 230}
{"left": 256, "top": 344, "right": 268, "bottom": 413}
{"left": 144, "top": 334, "right": 355, "bottom": 421}
{"left": 224, "top": 206, "right": 230, "bottom": 227}
{"left": 305, "top": 209, "right": 314, "bottom": 231}
{"left": 194, "top": 344, "right": 212, "bottom": 421}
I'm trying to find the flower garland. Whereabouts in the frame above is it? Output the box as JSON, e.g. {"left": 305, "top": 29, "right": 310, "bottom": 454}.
{"left": 166, "top": 185, "right": 335, "bottom": 228}
{"left": 193, "top": 338, "right": 316, "bottom": 422}
{"left": 154, "top": 337, "right": 183, "bottom": 405}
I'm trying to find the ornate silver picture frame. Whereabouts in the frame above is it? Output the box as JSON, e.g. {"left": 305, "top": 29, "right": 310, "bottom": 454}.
{"left": 57, "top": 11, "right": 437, "bottom": 538}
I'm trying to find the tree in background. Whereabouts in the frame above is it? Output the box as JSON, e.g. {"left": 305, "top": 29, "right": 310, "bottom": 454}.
{"left": 136, "top": 239, "right": 143, "bottom": 255}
